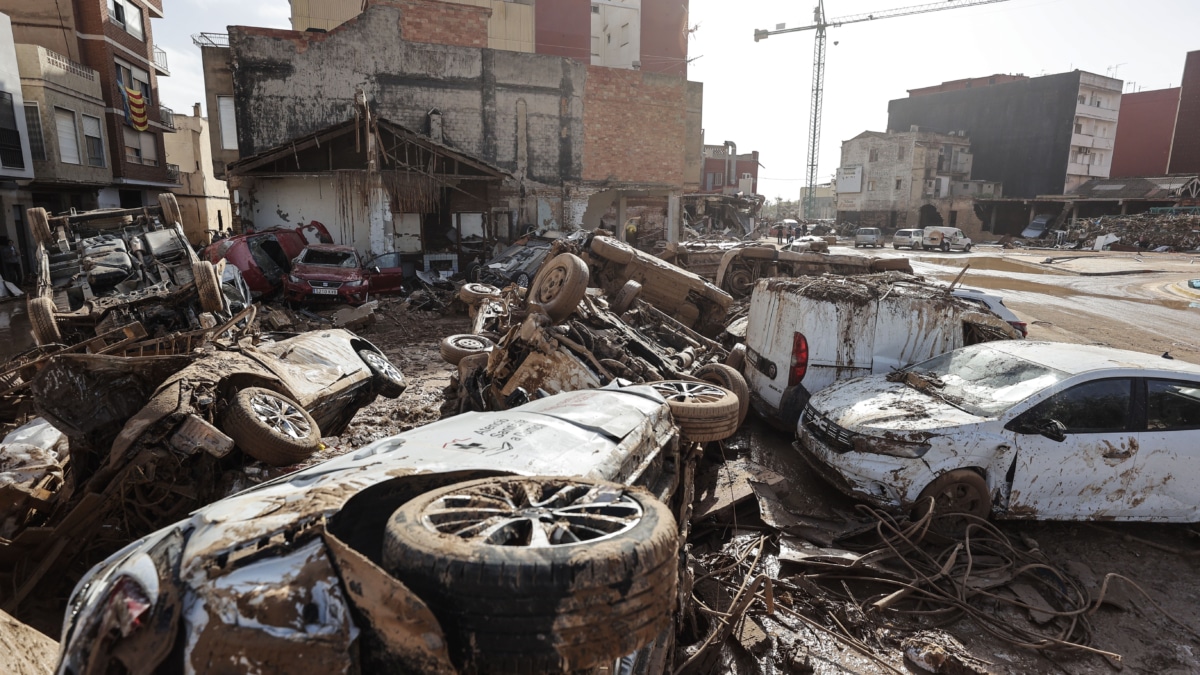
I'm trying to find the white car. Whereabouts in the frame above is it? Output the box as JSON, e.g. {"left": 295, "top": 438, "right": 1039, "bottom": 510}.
{"left": 854, "top": 227, "right": 882, "bottom": 248}
{"left": 797, "top": 341, "right": 1200, "bottom": 523}
{"left": 891, "top": 229, "right": 922, "bottom": 249}
{"left": 921, "top": 226, "right": 973, "bottom": 252}
{"left": 951, "top": 288, "right": 1027, "bottom": 337}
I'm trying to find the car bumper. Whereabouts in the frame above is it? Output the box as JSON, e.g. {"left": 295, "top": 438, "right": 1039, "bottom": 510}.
{"left": 794, "top": 424, "right": 930, "bottom": 510}
{"left": 283, "top": 282, "right": 368, "bottom": 305}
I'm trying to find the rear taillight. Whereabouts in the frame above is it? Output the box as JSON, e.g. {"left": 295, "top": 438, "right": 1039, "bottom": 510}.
{"left": 788, "top": 332, "right": 809, "bottom": 386}
{"left": 1011, "top": 321, "right": 1028, "bottom": 337}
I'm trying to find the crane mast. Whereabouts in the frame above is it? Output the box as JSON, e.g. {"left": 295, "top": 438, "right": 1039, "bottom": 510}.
{"left": 755, "top": 0, "right": 1013, "bottom": 220}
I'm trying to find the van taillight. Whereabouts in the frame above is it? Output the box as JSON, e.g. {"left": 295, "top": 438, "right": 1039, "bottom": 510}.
{"left": 788, "top": 332, "right": 809, "bottom": 386}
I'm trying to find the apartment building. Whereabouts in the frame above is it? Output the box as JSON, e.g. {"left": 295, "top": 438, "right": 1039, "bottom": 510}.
{"left": 699, "top": 143, "right": 759, "bottom": 195}
{"left": 0, "top": 13, "right": 34, "bottom": 271}
{"left": 163, "top": 104, "right": 230, "bottom": 245}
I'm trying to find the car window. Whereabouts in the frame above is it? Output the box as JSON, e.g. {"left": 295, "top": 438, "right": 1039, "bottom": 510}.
{"left": 300, "top": 249, "right": 358, "bottom": 267}
{"left": 1147, "top": 379, "right": 1200, "bottom": 430}
{"left": 904, "top": 345, "right": 1069, "bottom": 417}
{"left": 1024, "top": 378, "right": 1133, "bottom": 433}
{"left": 370, "top": 252, "right": 402, "bottom": 269}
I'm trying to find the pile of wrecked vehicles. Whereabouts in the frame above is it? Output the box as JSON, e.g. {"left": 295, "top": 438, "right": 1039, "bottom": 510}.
{"left": 7, "top": 219, "right": 1168, "bottom": 674}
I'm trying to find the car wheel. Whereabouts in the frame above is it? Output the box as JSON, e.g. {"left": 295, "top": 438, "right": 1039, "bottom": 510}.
{"left": 727, "top": 268, "right": 755, "bottom": 298}
{"left": 464, "top": 262, "right": 481, "bottom": 283}
{"left": 940, "top": 242, "right": 950, "bottom": 253}
{"left": 458, "top": 282, "right": 501, "bottom": 305}
{"left": 611, "top": 279, "right": 642, "bottom": 313}
{"left": 964, "top": 243, "right": 973, "bottom": 253}
{"left": 158, "top": 193, "right": 183, "bottom": 227}
{"left": 515, "top": 272, "right": 531, "bottom": 289}
{"left": 440, "top": 334, "right": 495, "bottom": 366}
{"left": 192, "top": 261, "right": 225, "bottom": 313}
{"left": 893, "top": 244, "right": 900, "bottom": 249}
{"left": 913, "top": 469, "right": 991, "bottom": 537}
{"left": 724, "top": 343, "right": 747, "bottom": 371}
{"left": 221, "top": 387, "right": 321, "bottom": 466}
{"left": 650, "top": 380, "right": 740, "bottom": 443}
{"left": 382, "top": 475, "right": 677, "bottom": 674}
{"left": 28, "top": 207, "right": 53, "bottom": 246}
{"left": 529, "top": 253, "right": 589, "bottom": 323}
{"left": 695, "top": 363, "right": 750, "bottom": 426}
{"left": 589, "top": 236, "right": 636, "bottom": 265}
{"left": 27, "top": 297, "right": 61, "bottom": 346}
{"left": 358, "top": 349, "right": 406, "bottom": 398}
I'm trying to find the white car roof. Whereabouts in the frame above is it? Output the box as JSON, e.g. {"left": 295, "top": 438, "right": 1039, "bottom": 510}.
{"left": 982, "top": 340, "right": 1200, "bottom": 377}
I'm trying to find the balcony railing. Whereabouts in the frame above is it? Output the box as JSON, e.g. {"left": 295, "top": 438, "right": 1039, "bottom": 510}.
{"left": 152, "top": 46, "right": 169, "bottom": 74}
{"left": 159, "top": 104, "right": 175, "bottom": 131}
{"left": 166, "top": 163, "right": 181, "bottom": 184}
{"left": 191, "top": 33, "right": 229, "bottom": 48}
{"left": 44, "top": 48, "right": 96, "bottom": 81}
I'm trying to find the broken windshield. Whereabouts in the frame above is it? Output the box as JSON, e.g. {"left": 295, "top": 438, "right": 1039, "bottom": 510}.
{"left": 299, "top": 249, "right": 359, "bottom": 268}
{"left": 902, "top": 346, "right": 1068, "bottom": 417}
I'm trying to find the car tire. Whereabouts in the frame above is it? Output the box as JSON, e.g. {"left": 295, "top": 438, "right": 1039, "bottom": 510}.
{"left": 192, "top": 261, "right": 225, "bottom": 313}
{"left": 893, "top": 244, "right": 900, "bottom": 249}
{"left": 358, "top": 349, "right": 406, "bottom": 398}
{"left": 158, "top": 193, "right": 183, "bottom": 227}
{"left": 28, "top": 297, "right": 61, "bottom": 346}
{"left": 590, "top": 236, "right": 636, "bottom": 265}
{"left": 529, "top": 253, "right": 589, "bottom": 323}
{"left": 221, "top": 387, "right": 321, "bottom": 466}
{"left": 695, "top": 363, "right": 750, "bottom": 426}
{"left": 726, "top": 268, "right": 755, "bottom": 298}
{"left": 964, "top": 244, "right": 973, "bottom": 253}
{"left": 464, "top": 262, "right": 481, "bottom": 283}
{"left": 458, "top": 282, "right": 501, "bottom": 305}
{"left": 612, "top": 279, "right": 642, "bottom": 314}
{"left": 440, "top": 334, "right": 494, "bottom": 366}
{"left": 29, "top": 207, "right": 53, "bottom": 246}
{"left": 650, "top": 380, "right": 740, "bottom": 443}
{"left": 514, "top": 272, "right": 531, "bottom": 289}
{"left": 940, "top": 242, "right": 950, "bottom": 253}
{"left": 724, "top": 343, "right": 747, "bottom": 371}
{"left": 913, "top": 469, "right": 991, "bottom": 537}
{"left": 382, "top": 475, "right": 678, "bottom": 674}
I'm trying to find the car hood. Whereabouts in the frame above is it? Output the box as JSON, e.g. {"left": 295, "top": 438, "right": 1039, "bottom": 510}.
{"left": 292, "top": 262, "right": 363, "bottom": 282}
{"left": 809, "top": 375, "right": 985, "bottom": 438}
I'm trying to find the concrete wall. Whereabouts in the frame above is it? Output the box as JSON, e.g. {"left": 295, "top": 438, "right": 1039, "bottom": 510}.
{"left": 1169, "top": 50, "right": 1200, "bottom": 175}
{"left": 16, "top": 44, "right": 109, "bottom": 186}
{"left": 0, "top": 1, "right": 79, "bottom": 61}
{"left": 1111, "top": 88, "right": 1179, "bottom": 178}
{"left": 198, "top": 42, "right": 238, "bottom": 178}
{"left": 242, "top": 176, "right": 372, "bottom": 251}
{"left": 888, "top": 71, "right": 1082, "bottom": 198}
{"left": 292, "top": 0, "right": 534, "bottom": 52}
{"left": 164, "top": 112, "right": 230, "bottom": 244}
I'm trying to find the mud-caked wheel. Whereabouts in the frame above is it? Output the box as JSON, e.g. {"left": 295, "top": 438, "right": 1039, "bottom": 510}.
{"left": 192, "top": 260, "right": 224, "bottom": 313}
{"left": 913, "top": 469, "right": 992, "bottom": 538}
{"left": 651, "top": 380, "right": 740, "bottom": 443}
{"left": 589, "top": 236, "right": 636, "bottom": 265}
{"left": 529, "top": 253, "right": 589, "bottom": 323}
{"left": 724, "top": 343, "right": 747, "bottom": 372}
{"left": 695, "top": 363, "right": 750, "bottom": 426}
{"left": 221, "top": 387, "right": 321, "bottom": 466}
{"left": 28, "top": 208, "right": 53, "bottom": 246}
{"left": 726, "top": 268, "right": 755, "bottom": 298}
{"left": 611, "top": 279, "right": 642, "bottom": 314}
{"left": 158, "top": 193, "right": 183, "bottom": 227}
{"left": 382, "top": 475, "right": 678, "bottom": 674}
{"left": 458, "top": 282, "right": 501, "bottom": 305}
{"left": 27, "top": 297, "right": 61, "bottom": 346}
{"left": 440, "top": 334, "right": 494, "bottom": 366}
{"left": 359, "top": 349, "right": 406, "bottom": 398}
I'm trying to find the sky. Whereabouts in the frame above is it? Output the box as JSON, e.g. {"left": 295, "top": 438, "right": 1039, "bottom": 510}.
{"left": 152, "top": 0, "right": 1200, "bottom": 202}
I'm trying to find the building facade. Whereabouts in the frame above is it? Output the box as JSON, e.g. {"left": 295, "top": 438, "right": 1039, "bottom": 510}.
{"left": 835, "top": 129, "right": 1000, "bottom": 238}
{"left": 1168, "top": 50, "right": 1200, "bottom": 175}
{"left": 1110, "top": 87, "right": 1181, "bottom": 178}
{"left": 0, "top": 13, "right": 35, "bottom": 274}
{"left": 887, "top": 70, "right": 1122, "bottom": 198}
{"left": 699, "top": 143, "right": 758, "bottom": 195}
{"left": 163, "top": 104, "right": 230, "bottom": 245}
{"left": 798, "top": 183, "right": 834, "bottom": 220}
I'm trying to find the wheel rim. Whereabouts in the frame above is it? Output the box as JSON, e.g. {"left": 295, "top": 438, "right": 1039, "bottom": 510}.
{"left": 453, "top": 336, "right": 489, "bottom": 351}
{"left": 363, "top": 351, "right": 402, "bottom": 382}
{"left": 729, "top": 270, "right": 754, "bottom": 296}
{"left": 421, "top": 480, "right": 643, "bottom": 548}
{"left": 651, "top": 380, "right": 727, "bottom": 404}
{"left": 936, "top": 482, "right": 984, "bottom": 514}
{"left": 249, "top": 392, "right": 312, "bottom": 439}
{"left": 534, "top": 265, "right": 567, "bottom": 303}
{"left": 516, "top": 274, "right": 530, "bottom": 288}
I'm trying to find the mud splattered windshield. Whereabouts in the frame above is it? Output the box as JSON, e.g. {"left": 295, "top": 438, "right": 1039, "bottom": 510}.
{"left": 901, "top": 346, "right": 1068, "bottom": 417}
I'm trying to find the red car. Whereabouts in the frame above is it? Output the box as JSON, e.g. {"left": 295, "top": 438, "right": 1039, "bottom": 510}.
{"left": 283, "top": 244, "right": 407, "bottom": 305}
{"left": 202, "top": 221, "right": 332, "bottom": 298}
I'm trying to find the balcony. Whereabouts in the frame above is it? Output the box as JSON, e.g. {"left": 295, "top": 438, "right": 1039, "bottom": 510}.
{"left": 1071, "top": 133, "right": 1115, "bottom": 151}
{"left": 166, "top": 163, "right": 181, "bottom": 184}
{"left": 191, "top": 33, "right": 230, "bottom": 48}
{"left": 1076, "top": 102, "right": 1119, "bottom": 122}
{"left": 152, "top": 46, "right": 169, "bottom": 75}
{"left": 159, "top": 104, "right": 176, "bottom": 131}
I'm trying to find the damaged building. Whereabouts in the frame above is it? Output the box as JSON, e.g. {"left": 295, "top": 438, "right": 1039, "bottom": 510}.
{"left": 197, "top": 0, "right": 703, "bottom": 272}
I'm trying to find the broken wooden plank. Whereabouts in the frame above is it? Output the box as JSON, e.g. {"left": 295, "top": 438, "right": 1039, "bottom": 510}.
{"left": 691, "top": 459, "right": 786, "bottom": 523}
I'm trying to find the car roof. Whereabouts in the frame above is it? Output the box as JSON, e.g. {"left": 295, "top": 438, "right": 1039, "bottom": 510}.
{"left": 982, "top": 341, "right": 1200, "bottom": 377}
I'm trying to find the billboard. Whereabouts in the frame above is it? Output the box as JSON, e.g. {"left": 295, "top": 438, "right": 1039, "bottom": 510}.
{"left": 837, "top": 166, "right": 863, "bottom": 193}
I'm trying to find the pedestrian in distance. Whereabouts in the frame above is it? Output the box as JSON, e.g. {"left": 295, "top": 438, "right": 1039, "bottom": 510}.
{"left": 0, "top": 237, "right": 20, "bottom": 286}
{"left": 776, "top": 223, "right": 784, "bottom": 245}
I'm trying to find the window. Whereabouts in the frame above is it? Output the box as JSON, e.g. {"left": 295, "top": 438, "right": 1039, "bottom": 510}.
{"left": 107, "top": 0, "right": 144, "bottom": 40}
{"left": 1075, "top": 122, "right": 1083, "bottom": 134}
{"left": 897, "top": 146, "right": 906, "bottom": 162}
{"left": 962, "top": 183, "right": 969, "bottom": 189}
{"left": 949, "top": 210, "right": 958, "bottom": 227}
{"left": 1078, "top": 95, "right": 1086, "bottom": 104}
{"left": 54, "top": 107, "right": 80, "bottom": 165}
{"left": 0, "top": 92, "right": 24, "bottom": 169}
{"left": 895, "top": 178, "right": 902, "bottom": 190}
{"left": 867, "top": 180, "right": 876, "bottom": 191}
{"left": 1023, "top": 379, "right": 1133, "bottom": 433}
{"left": 1147, "top": 379, "right": 1200, "bottom": 430}
{"left": 123, "top": 127, "right": 157, "bottom": 165}
{"left": 24, "top": 103, "right": 45, "bottom": 160}
{"left": 592, "top": 4, "right": 600, "bottom": 12}
{"left": 869, "top": 148, "right": 878, "bottom": 162}
{"left": 217, "top": 96, "right": 237, "bottom": 150}
{"left": 116, "top": 61, "right": 150, "bottom": 105}
{"left": 82, "top": 115, "right": 104, "bottom": 167}
{"left": 1093, "top": 97, "right": 1102, "bottom": 108}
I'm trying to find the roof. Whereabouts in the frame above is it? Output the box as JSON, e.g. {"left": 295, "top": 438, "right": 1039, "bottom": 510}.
{"left": 1068, "top": 176, "right": 1200, "bottom": 200}
{"left": 985, "top": 341, "right": 1200, "bottom": 376}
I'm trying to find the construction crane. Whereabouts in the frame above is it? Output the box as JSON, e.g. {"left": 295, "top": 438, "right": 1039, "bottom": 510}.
{"left": 755, "top": 0, "right": 1013, "bottom": 219}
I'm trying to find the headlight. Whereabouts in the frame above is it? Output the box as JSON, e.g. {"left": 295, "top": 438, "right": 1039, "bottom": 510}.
{"left": 852, "top": 435, "right": 931, "bottom": 458}
{"left": 288, "top": 274, "right": 301, "bottom": 283}
{"left": 344, "top": 279, "right": 364, "bottom": 287}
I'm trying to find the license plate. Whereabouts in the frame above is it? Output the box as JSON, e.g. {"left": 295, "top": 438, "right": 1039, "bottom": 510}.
{"left": 313, "top": 288, "right": 337, "bottom": 295}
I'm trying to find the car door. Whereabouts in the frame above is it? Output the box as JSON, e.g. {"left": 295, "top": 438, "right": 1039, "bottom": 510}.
{"left": 1128, "top": 378, "right": 1200, "bottom": 520}
{"left": 1006, "top": 378, "right": 1139, "bottom": 520}
{"left": 365, "top": 252, "right": 405, "bottom": 295}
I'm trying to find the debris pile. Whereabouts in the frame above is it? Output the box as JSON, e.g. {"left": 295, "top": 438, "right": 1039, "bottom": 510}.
{"left": 1075, "top": 213, "right": 1200, "bottom": 251}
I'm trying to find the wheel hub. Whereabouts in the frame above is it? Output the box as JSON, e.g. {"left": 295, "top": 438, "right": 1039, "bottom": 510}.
{"left": 249, "top": 393, "right": 312, "bottom": 439}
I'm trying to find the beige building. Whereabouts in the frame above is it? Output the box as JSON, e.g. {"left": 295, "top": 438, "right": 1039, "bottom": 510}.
{"left": 163, "top": 105, "right": 229, "bottom": 244}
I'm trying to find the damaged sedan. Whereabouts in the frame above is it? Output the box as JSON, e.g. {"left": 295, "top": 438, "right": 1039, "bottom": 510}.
{"left": 797, "top": 340, "right": 1200, "bottom": 525}
{"left": 57, "top": 384, "right": 687, "bottom": 674}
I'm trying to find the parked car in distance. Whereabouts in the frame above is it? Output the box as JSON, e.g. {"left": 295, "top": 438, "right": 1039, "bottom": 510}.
{"left": 1022, "top": 214, "right": 1055, "bottom": 239}
{"left": 951, "top": 287, "right": 1028, "bottom": 337}
{"left": 892, "top": 229, "right": 922, "bottom": 249}
{"left": 283, "top": 244, "right": 407, "bottom": 305}
{"left": 56, "top": 384, "right": 684, "bottom": 674}
{"left": 797, "top": 341, "right": 1200, "bottom": 524}
{"left": 921, "top": 226, "right": 973, "bottom": 252}
{"left": 202, "top": 221, "right": 332, "bottom": 298}
{"left": 741, "top": 275, "right": 1021, "bottom": 430}
{"left": 854, "top": 227, "right": 882, "bottom": 248}
{"left": 770, "top": 218, "right": 800, "bottom": 237}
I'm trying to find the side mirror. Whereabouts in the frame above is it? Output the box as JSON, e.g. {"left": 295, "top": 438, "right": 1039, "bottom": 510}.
{"left": 371, "top": 266, "right": 381, "bottom": 274}
{"left": 1032, "top": 418, "right": 1067, "bottom": 442}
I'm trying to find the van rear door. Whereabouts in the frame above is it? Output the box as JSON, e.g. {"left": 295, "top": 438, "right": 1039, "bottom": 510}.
{"left": 871, "top": 291, "right": 961, "bottom": 373}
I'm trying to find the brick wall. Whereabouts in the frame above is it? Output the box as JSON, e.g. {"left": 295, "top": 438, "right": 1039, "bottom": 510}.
{"left": 583, "top": 68, "right": 686, "bottom": 184}
{"left": 1168, "top": 51, "right": 1200, "bottom": 174}
{"left": 398, "top": 0, "right": 489, "bottom": 48}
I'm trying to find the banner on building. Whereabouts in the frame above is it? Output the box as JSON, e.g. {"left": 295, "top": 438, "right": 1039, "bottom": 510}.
{"left": 125, "top": 87, "right": 148, "bottom": 131}
{"left": 837, "top": 165, "right": 863, "bottom": 193}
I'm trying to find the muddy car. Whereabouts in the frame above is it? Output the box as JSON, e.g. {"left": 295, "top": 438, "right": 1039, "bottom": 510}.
{"left": 797, "top": 341, "right": 1200, "bottom": 524}
{"left": 57, "top": 384, "right": 687, "bottom": 674}
{"left": 713, "top": 245, "right": 909, "bottom": 298}
{"left": 26, "top": 196, "right": 228, "bottom": 345}
{"left": 282, "top": 244, "right": 407, "bottom": 305}
{"left": 202, "top": 221, "right": 332, "bottom": 298}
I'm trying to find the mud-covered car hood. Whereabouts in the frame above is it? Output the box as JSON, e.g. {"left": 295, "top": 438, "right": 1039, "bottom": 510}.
{"left": 809, "top": 375, "right": 985, "bottom": 435}
{"left": 291, "top": 262, "right": 364, "bottom": 283}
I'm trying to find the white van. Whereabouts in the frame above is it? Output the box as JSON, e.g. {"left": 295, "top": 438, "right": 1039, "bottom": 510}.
{"left": 921, "top": 227, "right": 972, "bottom": 252}
{"left": 854, "top": 227, "right": 882, "bottom": 248}
{"left": 741, "top": 276, "right": 1020, "bottom": 430}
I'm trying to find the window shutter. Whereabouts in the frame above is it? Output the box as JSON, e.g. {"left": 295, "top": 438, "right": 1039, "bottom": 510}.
{"left": 218, "top": 97, "right": 237, "bottom": 150}
{"left": 55, "top": 108, "right": 80, "bottom": 164}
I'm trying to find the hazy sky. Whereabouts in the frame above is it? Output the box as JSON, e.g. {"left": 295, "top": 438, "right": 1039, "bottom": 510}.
{"left": 152, "top": 0, "right": 1199, "bottom": 201}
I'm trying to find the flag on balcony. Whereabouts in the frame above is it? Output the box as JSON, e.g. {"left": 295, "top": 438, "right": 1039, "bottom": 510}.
{"left": 125, "top": 86, "right": 149, "bottom": 131}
